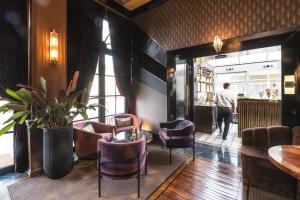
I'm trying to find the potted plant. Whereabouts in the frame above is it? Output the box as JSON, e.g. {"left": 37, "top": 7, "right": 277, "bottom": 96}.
{"left": 0, "top": 71, "right": 95, "bottom": 179}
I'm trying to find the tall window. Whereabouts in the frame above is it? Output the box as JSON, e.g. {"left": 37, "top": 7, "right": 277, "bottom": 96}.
{"left": 0, "top": 100, "right": 14, "bottom": 169}
{"left": 85, "top": 19, "right": 125, "bottom": 122}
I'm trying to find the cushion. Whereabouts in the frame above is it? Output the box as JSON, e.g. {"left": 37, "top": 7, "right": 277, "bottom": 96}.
{"left": 115, "top": 117, "right": 132, "bottom": 127}
{"left": 82, "top": 123, "right": 95, "bottom": 133}
{"left": 175, "top": 120, "right": 189, "bottom": 129}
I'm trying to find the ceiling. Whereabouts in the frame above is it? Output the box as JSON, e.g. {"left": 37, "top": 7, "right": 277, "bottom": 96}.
{"left": 113, "top": 0, "right": 152, "bottom": 11}
{"left": 197, "top": 46, "right": 281, "bottom": 68}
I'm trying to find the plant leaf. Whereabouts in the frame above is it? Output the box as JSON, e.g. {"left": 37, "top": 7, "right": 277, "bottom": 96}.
{"left": 19, "top": 114, "right": 28, "bottom": 125}
{"left": 6, "top": 89, "right": 22, "bottom": 101}
{"left": 32, "top": 91, "right": 47, "bottom": 108}
{"left": 0, "top": 122, "right": 15, "bottom": 136}
{"left": 4, "top": 111, "right": 30, "bottom": 124}
{"left": 40, "top": 77, "right": 47, "bottom": 97}
{"left": 16, "top": 88, "right": 32, "bottom": 103}
{"left": 4, "top": 103, "right": 27, "bottom": 111}
{"left": 80, "top": 112, "right": 88, "bottom": 120}
{"left": 71, "top": 71, "right": 79, "bottom": 92}
{"left": 66, "top": 80, "right": 72, "bottom": 96}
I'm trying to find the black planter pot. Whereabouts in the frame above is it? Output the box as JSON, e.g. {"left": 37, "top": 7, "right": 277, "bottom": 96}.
{"left": 43, "top": 126, "right": 73, "bottom": 179}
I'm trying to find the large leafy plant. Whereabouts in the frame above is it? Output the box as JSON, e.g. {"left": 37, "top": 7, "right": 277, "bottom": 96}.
{"left": 0, "top": 71, "right": 95, "bottom": 136}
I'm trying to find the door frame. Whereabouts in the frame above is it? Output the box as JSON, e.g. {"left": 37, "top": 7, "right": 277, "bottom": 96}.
{"left": 167, "top": 26, "right": 300, "bottom": 125}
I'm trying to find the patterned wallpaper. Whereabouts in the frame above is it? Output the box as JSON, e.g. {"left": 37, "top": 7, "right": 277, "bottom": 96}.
{"left": 133, "top": 0, "right": 300, "bottom": 50}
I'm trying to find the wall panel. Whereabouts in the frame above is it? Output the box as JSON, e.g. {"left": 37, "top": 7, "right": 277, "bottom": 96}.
{"left": 133, "top": 0, "right": 300, "bottom": 50}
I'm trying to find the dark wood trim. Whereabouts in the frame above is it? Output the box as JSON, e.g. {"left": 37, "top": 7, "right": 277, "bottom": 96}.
{"left": 130, "top": 0, "right": 169, "bottom": 17}
{"left": 167, "top": 27, "right": 300, "bottom": 122}
{"left": 168, "top": 26, "right": 300, "bottom": 59}
{"left": 98, "top": 0, "right": 131, "bottom": 18}
{"left": 97, "top": 0, "right": 169, "bottom": 19}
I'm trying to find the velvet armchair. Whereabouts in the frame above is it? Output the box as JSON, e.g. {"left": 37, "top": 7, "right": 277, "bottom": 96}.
{"left": 97, "top": 135, "right": 147, "bottom": 198}
{"left": 112, "top": 113, "right": 142, "bottom": 133}
{"left": 73, "top": 121, "right": 114, "bottom": 159}
{"left": 159, "top": 120, "right": 195, "bottom": 164}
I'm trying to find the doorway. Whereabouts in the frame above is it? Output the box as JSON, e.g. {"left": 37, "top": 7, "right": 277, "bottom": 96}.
{"left": 193, "top": 45, "right": 282, "bottom": 149}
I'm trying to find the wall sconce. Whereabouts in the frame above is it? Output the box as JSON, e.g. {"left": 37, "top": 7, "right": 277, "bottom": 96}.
{"left": 284, "top": 75, "right": 296, "bottom": 95}
{"left": 213, "top": 36, "right": 223, "bottom": 54}
{"left": 49, "top": 30, "right": 58, "bottom": 64}
{"left": 168, "top": 68, "right": 175, "bottom": 78}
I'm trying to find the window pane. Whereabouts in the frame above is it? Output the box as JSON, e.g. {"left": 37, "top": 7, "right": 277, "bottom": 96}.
{"left": 90, "top": 75, "right": 99, "bottom": 96}
{"left": 105, "top": 96, "right": 116, "bottom": 116}
{"left": 105, "top": 55, "right": 114, "bottom": 76}
{"left": 86, "top": 106, "right": 99, "bottom": 119}
{"left": 105, "top": 76, "right": 116, "bottom": 96}
{"left": 116, "top": 96, "right": 125, "bottom": 113}
{"left": 116, "top": 85, "right": 121, "bottom": 95}
{"left": 88, "top": 98, "right": 99, "bottom": 107}
{"left": 0, "top": 100, "right": 13, "bottom": 131}
{"left": 102, "top": 20, "right": 110, "bottom": 42}
{"left": 95, "top": 59, "right": 99, "bottom": 74}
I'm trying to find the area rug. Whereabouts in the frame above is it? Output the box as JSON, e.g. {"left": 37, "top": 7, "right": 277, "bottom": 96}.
{"left": 8, "top": 145, "right": 189, "bottom": 200}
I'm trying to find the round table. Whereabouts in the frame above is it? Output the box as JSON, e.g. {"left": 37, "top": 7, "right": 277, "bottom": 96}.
{"left": 268, "top": 145, "right": 300, "bottom": 180}
{"left": 113, "top": 131, "right": 153, "bottom": 143}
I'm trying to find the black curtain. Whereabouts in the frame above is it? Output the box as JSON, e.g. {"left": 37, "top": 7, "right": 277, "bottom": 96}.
{"left": 67, "top": 0, "right": 104, "bottom": 90}
{"left": 108, "top": 12, "right": 134, "bottom": 113}
{"left": 0, "top": 1, "right": 28, "bottom": 172}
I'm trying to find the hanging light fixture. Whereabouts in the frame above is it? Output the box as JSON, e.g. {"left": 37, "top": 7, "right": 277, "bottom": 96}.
{"left": 213, "top": 36, "right": 223, "bottom": 54}
{"left": 49, "top": 30, "right": 58, "bottom": 64}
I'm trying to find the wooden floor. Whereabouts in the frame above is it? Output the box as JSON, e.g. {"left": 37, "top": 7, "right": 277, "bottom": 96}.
{"left": 158, "top": 157, "right": 242, "bottom": 200}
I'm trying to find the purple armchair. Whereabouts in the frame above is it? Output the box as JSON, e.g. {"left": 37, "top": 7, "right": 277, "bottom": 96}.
{"left": 97, "top": 136, "right": 147, "bottom": 198}
{"left": 112, "top": 114, "right": 142, "bottom": 133}
{"left": 159, "top": 120, "right": 195, "bottom": 164}
{"left": 73, "top": 121, "right": 114, "bottom": 159}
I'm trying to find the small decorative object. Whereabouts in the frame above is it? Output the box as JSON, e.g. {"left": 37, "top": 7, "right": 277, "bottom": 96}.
{"left": 266, "top": 88, "right": 271, "bottom": 99}
{"left": 0, "top": 71, "right": 96, "bottom": 179}
{"left": 259, "top": 91, "right": 264, "bottom": 99}
{"left": 49, "top": 30, "right": 58, "bottom": 64}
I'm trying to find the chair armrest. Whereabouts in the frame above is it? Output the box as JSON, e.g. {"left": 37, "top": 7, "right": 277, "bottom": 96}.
{"left": 91, "top": 122, "right": 115, "bottom": 134}
{"left": 160, "top": 120, "right": 182, "bottom": 129}
{"left": 292, "top": 126, "right": 300, "bottom": 145}
{"left": 242, "top": 128, "right": 253, "bottom": 146}
{"left": 74, "top": 129, "right": 103, "bottom": 143}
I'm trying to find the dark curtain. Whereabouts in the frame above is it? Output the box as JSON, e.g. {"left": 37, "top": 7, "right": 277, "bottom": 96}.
{"left": 0, "top": 1, "right": 28, "bottom": 172}
{"left": 108, "top": 12, "right": 135, "bottom": 114}
{"left": 67, "top": 0, "right": 104, "bottom": 90}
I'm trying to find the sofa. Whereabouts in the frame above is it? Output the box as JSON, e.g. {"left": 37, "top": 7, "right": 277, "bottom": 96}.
{"left": 112, "top": 114, "right": 142, "bottom": 133}
{"left": 73, "top": 121, "right": 114, "bottom": 159}
{"left": 241, "top": 125, "right": 300, "bottom": 198}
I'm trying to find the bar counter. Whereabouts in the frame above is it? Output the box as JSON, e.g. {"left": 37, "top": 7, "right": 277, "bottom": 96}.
{"left": 194, "top": 104, "right": 217, "bottom": 134}
{"left": 237, "top": 98, "right": 281, "bottom": 137}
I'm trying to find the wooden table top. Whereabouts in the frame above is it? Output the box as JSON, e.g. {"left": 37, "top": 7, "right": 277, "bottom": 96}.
{"left": 268, "top": 145, "right": 300, "bottom": 179}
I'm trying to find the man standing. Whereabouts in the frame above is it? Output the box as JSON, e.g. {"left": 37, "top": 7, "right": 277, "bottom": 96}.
{"left": 215, "top": 83, "right": 236, "bottom": 140}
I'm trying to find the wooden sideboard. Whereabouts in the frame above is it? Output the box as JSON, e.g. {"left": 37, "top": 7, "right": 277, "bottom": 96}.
{"left": 237, "top": 99, "right": 281, "bottom": 137}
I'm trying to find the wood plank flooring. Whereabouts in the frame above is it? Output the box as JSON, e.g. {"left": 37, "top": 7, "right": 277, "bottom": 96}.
{"left": 158, "top": 157, "right": 242, "bottom": 200}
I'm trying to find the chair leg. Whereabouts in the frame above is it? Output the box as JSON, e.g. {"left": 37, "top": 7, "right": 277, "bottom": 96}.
{"left": 169, "top": 148, "right": 172, "bottom": 165}
{"left": 161, "top": 141, "right": 164, "bottom": 149}
{"left": 145, "top": 144, "right": 148, "bottom": 175}
{"left": 98, "top": 151, "right": 101, "bottom": 197}
{"left": 138, "top": 152, "right": 141, "bottom": 198}
{"left": 193, "top": 145, "right": 195, "bottom": 161}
